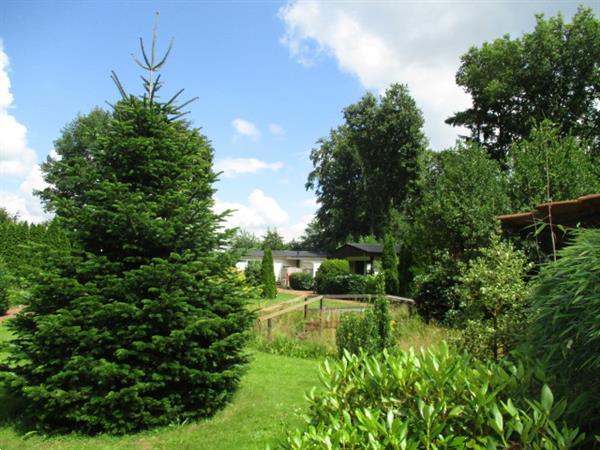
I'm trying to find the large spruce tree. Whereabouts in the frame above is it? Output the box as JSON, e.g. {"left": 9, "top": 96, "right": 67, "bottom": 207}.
{"left": 4, "top": 36, "right": 253, "bottom": 434}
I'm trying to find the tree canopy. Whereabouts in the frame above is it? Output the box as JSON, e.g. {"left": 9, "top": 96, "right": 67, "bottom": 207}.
{"left": 447, "top": 7, "right": 600, "bottom": 161}
{"left": 307, "top": 84, "right": 427, "bottom": 250}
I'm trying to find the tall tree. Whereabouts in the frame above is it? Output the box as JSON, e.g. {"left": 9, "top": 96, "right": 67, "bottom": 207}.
{"left": 307, "top": 83, "right": 426, "bottom": 248}
{"left": 447, "top": 7, "right": 600, "bottom": 161}
{"left": 5, "top": 35, "right": 252, "bottom": 434}
{"left": 230, "top": 229, "right": 261, "bottom": 252}
{"left": 261, "top": 247, "right": 277, "bottom": 298}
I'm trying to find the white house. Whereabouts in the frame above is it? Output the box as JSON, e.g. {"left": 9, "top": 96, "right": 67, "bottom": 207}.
{"left": 236, "top": 250, "right": 327, "bottom": 287}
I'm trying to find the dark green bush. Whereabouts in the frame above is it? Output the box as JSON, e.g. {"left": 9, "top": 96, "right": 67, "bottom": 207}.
{"left": 284, "top": 344, "right": 584, "bottom": 449}
{"left": 261, "top": 248, "right": 277, "bottom": 298}
{"left": 315, "top": 259, "right": 349, "bottom": 293}
{"left": 0, "top": 257, "right": 10, "bottom": 315}
{"left": 382, "top": 233, "right": 399, "bottom": 295}
{"left": 525, "top": 229, "right": 600, "bottom": 436}
{"left": 413, "top": 252, "right": 460, "bottom": 322}
{"left": 289, "top": 272, "right": 313, "bottom": 291}
{"left": 244, "top": 260, "right": 263, "bottom": 288}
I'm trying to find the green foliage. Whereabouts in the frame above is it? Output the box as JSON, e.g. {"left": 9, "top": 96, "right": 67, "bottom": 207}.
{"left": 411, "top": 143, "right": 509, "bottom": 322}
{"left": 413, "top": 252, "right": 460, "bottom": 323}
{"left": 3, "top": 48, "right": 253, "bottom": 434}
{"left": 261, "top": 248, "right": 277, "bottom": 299}
{"left": 382, "top": 233, "right": 399, "bottom": 295}
{"left": 285, "top": 344, "right": 584, "bottom": 449}
{"left": 336, "top": 293, "right": 393, "bottom": 357}
{"left": 0, "top": 258, "right": 10, "bottom": 315}
{"left": 243, "top": 260, "right": 263, "bottom": 289}
{"left": 252, "top": 335, "right": 333, "bottom": 360}
{"left": 524, "top": 229, "right": 600, "bottom": 435}
{"left": 318, "top": 274, "right": 380, "bottom": 295}
{"left": 288, "top": 272, "right": 313, "bottom": 291}
{"left": 453, "top": 236, "right": 532, "bottom": 360}
{"left": 314, "top": 259, "right": 349, "bottom": 294}
{"left": 447, "top": 7, "right": 600, "bottom": 161}
{"left": 261, "top": 228, "right": 287, "bottom": 251}
{"left": 230, "top": 229, "right": 261, "bottom": 251}
{"left": 508, "top": 120, "right": 600, "bottom": 211}
{"left": 307, "top": 83, "right": 427, "bottom": 249}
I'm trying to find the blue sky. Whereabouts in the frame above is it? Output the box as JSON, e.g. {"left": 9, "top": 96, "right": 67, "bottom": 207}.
{"left": 1, "top": 0, "right": 598, "bottom": 240}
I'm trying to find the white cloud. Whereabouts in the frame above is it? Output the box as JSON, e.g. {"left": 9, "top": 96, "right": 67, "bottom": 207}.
{"left": 268, "top": 123, "right": 285, "bottom": 136}
{"left": 232, "top": 118, "right": 260, "bottom": 140}
{"left": 0, "top": 42, "right": 48, "bottom": 223}
{"left": 300, "top": 197, "right": 318, "bottom": 208}
{"left": 279, "top": 1, "right": 595, "bottom": 150}
{"left": 214, "top": 189, "right": 311, "bottom": 241}
{"left": 215, "top": 157, "right": 284, "bottom": 178}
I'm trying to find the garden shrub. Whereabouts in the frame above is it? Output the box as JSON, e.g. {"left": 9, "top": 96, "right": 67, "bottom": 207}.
{"left": 323, "top": 274, "right": 378, "bottom": 295}
{"left": 244, "top": 260, "right": 263, "bottom": 289}
{"left": 336, "top": 294, "right": 393, "bottom": 356}
{"left": 0, "top": 258, "right": 10, "bottom": 315}
{"left": 253, "top": 335, "right": 333, "bottom": 360}
{"left": 413, "top": 252, "right": 460, "bottom": 322}
{"left": 315, "top": 259, "right": 349, "bottom": 293}
{"left": 261, "top": 248, "right": 277, "bottom": 298}
{"left": 284, "top": 343, "right": 584, "bottom": 449}
{"left": 453, "top": 236, "right": 531, "bottom": 360}
{"left": 524, "top": 229, "right": 600, "bottom": 436}
{"left": 3, "top": 53, "right": 253, "bottom": 434}
{"left": 289, "top": 272, "right": 313, "bottom": 291}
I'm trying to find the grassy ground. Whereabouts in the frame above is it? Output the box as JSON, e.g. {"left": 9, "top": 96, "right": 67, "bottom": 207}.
{"left": 0, "top": 319, "right": 320, "bottom": 450}
{"left": 246, "top": 292, "right": 299, "bottom": 310}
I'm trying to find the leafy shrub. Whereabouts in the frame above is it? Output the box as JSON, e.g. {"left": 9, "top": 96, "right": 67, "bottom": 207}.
{"left": 0, "top": 258, "right": 10, "bottom": 315}
{"left": 315, "top": 259, "right": 349, "bottom": 293}
{"left": 413, "top": 252, "right": 460, "bottom": 322}
{"left": 261, "top": 248, "right": 277, "bottom": 298}
{"left": 453, "top": 236, "right": 531, "bottom": 360}
{"left": 320, "top": 273, "right": 379, "bottom": 295}
{"left": 289, "top": 272, "right": 313, "bottom": 291}
{"left": 525, "top": 229, "right": 600, "bottom": 435}
{"left": 284, "top": 344, "right": 584, "bottom": 449}
{"left": 244, "top": 260, "right": 263, "bottom": 288}
{"left": 336, "top": 294, "right": 393, "bottom": 356}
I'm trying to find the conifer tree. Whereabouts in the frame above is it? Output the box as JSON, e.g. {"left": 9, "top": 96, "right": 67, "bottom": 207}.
{"left": 261, "top": 248, "right": 277, "bottom": 298}
{"left": 4, "top": 29, "right": 253, "bottom": 434}
{"left": 382, "top": 233, "right": 400, "bottom": 295}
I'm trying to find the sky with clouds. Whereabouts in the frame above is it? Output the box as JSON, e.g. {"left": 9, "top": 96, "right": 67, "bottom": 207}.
{"left": 1, "top": 0, "right": 597, "bottom": 239}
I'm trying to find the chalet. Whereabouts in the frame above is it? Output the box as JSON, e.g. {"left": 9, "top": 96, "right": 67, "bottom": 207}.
{"left": 236, "top": 250, "right": 327, "bottom": 286}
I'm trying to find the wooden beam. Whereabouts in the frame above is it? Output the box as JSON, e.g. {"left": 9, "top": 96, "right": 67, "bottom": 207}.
{"left": 258, "top": 296, "right": 323, "bottom": 321}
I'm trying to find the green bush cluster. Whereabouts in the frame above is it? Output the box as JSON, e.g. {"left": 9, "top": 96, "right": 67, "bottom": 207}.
{"left": 284, "top": 344, "right": 584, "bottom": 449}
{"left": 288, "top": 272, "right": 313, "bottom": 291}
{"left": 413, "top": 252, "right": 460, "bottom": 322}
{"left": 314, "top": 259, "right": 349, "bottom": 293}
{"left": 252, "top": 335, "right": 333, "bottom": 360}
{"left": 336, "top": 294, "right": 393, "bottom": 357}
{"left": 319, "top": 273, "right": 380, "bottom": 295}
{"left": 524, "top": 229, "right": 600, "bottom": 435}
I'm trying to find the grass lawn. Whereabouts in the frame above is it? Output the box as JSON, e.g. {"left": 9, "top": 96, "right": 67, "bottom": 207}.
{"left": 247, "top": 292, "right": 299, "bottom": 310}
{"left": 0, "top": 320, "right": 320, "bottom": 450}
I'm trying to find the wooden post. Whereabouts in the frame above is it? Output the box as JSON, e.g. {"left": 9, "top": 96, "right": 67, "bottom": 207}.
{"left": 319, "top": 296, "right": 324, "bottom": 335}
{"left": 267, "top": 318, "right": 272, "bottom": 339}
{"left": 304, "top": 297, "right": 308, "bottom": 319}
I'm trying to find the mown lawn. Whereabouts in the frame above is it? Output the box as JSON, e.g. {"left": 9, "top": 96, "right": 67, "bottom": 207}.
{"left": 246, "top": 292, "right": 299, "bottom": 310}
{"left": 0, "top": 319, "right": 320, "bottom": 450}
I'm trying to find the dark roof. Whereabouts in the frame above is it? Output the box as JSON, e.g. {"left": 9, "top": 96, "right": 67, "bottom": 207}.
{"left": 247, "top": 250, "right": 327, "bottom": 259}
{"left": 333, "top": 243, "right": 400, "bottom": 258}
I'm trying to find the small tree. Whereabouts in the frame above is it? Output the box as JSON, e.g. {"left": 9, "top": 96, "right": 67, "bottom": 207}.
{"left": 261, "top": 248, "right": 277, "bottom": 298}
{"left": 382, "top": 233, "right": 399, "bottom": 295}
{"left": 454, "top": 236, "right": 531, "bottom": 360}
{"left": 262, "top": 228, "right": 287, "bottom": 250}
